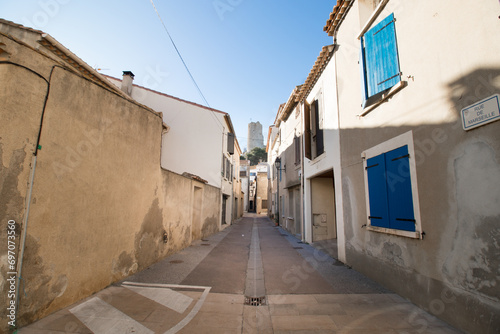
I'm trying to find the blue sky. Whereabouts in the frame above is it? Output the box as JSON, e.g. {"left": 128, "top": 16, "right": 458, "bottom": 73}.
{"left": 1, "top": 0, "right": 334, "bottom": 150}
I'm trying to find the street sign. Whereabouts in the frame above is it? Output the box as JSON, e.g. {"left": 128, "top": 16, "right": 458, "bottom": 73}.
{"left": 461, "top": 94, "right": 500, "bottom": 131}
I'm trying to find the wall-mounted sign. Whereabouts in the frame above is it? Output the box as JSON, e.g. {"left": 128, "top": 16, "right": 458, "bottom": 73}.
{"left": 461, "top": 94, "right": 500, "bottom": 131}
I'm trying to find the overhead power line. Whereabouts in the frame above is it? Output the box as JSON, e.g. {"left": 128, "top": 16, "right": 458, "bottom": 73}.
{"left": 149, "top": 0, "right": 224, "bottom": 130}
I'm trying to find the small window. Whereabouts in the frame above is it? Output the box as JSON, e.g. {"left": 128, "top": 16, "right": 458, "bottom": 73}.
{"left": 366, "top": 145, "right": 414, "bottom": 231}
{"left": 360, "top": 13, "right": 401, "bottom": 107}
{"left": 363, "top": 132, "right": 422, "bottom": 239}
{"left": 304, "top": 99, "right": 324, "bottom": 160}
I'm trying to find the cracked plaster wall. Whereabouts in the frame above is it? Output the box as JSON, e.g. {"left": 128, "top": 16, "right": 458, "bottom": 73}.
{"left": 0, "top": 34, "right": 223, "bottom": 332}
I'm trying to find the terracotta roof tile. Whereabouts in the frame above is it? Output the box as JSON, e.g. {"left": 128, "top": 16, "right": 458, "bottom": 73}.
{"left": 323, "top": 0, "right": 353, "bottom": 37}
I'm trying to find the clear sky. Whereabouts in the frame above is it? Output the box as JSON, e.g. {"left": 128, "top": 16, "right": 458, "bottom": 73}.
{"left": 1, "top": 0, "right": 334, "bottom": 151}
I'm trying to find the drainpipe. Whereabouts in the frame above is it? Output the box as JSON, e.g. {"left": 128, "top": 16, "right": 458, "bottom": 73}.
{"left": 300, "top": 101, "right": 306, "bottom": 243}
{"left": 15, "top": 155, "right": 37, "bottom": 313}
{"left": 14, "top": 64, "right": 59, "bottom": 317}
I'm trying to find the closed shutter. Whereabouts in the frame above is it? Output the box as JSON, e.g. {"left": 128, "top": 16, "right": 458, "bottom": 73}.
{"left": 364, "top": 13, "right": 401, "bottom": 97}
{"left": 227, "top": 133, "right": 235, "bottom": 155}
{"left": 314, "top": 100, "right": 324, "bottom": 156}
{"left": 304, "top": 102, "right": 312, "bottom": 160}
{"left": 294, "top": 136, "right": 300, "bottom": 165}
{"left": 366, "top": 154, "right": 390, "bottom": 228}
{"left": 385, "top": 145, "right": 415, "bottom": 231}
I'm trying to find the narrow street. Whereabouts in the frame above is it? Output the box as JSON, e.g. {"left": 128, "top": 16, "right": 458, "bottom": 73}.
{"left": 19, "top": 214, "right": 461, "bottom": 334}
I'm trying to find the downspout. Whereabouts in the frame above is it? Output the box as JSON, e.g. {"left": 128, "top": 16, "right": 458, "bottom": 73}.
{"left": 15, "top": 155, "right": 36, "bottom": 313}
{"left": 300, "top": 101, "right": 306, "bottom": 243}
{"left": 14, "top": 64, "right": 59, "bottom": 317}
{"left": 220, "top": 130, "right": 225, "bottom": 227}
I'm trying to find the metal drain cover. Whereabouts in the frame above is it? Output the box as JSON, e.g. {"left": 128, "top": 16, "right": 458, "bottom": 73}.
{"left": 293, "top": 247, "right": 303, "bottom": 249}
{"left": 201, "top": 243, "right": 210, "bottom": 246}
{"left": 169, "top": 260, "right": 183, "bottom": 264}
{"left": 244, "top": 296, "right": 266, "bottom": 306}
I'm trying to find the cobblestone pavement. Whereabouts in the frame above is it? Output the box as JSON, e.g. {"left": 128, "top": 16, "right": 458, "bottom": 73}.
{"left": 18, "top": 214, "right": 462, "bottom": 333}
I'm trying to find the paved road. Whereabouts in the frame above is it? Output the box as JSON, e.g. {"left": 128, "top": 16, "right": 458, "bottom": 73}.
{"left": 19, "top": 214, "right": 462, "bottom": 333}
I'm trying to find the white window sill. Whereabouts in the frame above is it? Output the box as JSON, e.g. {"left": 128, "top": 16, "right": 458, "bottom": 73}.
{"left": 366, "top": 225, "right": 422, "bottom": 239}
{"left": 360, "top": 81, "right": 407, "bottom": 117}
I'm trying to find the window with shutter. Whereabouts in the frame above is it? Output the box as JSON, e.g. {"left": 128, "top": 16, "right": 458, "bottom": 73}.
{"left": 366, "top": 145, "right": 415, "bottom": 232}
{"left": 227, "top": 133, "right": 235, "bottom": 155}
{"left": 304, "top": 102, "right": 312, "bottom": 160}
{"left": 307, "top": 99, "right": 324, "bottom": 159}
{"left": 294, "top": 135, "right": 301, "bottom": 165}
{"left": 314, "top": 99, "right": 324, "bottom": 156}
{"left": 360, "top": 13, "right": 401, "bottom": 104}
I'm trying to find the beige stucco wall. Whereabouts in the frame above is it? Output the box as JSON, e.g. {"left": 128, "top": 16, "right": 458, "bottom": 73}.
{"left": 256, "top": 171, "right": 268, "bottom": 214}
{"left": 0, "top": 30, "right": 221, "bottom": 331}
{"left": 335, "top": 1, "right": 500, "bottom": 332}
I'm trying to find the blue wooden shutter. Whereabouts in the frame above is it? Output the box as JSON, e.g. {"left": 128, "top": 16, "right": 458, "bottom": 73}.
{"left": 359, "top": 39, "right": 368, "bottom": 107}
{"left": 364, "top": 13, "right": 401, "bottom": 97}
{"left": 366, "top": 154, "right": 390, "bottom": 228}
{"left": 385, "top": 146, "right": 415, "bottom": 231}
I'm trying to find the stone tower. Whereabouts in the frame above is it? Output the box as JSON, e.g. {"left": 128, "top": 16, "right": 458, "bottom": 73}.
{"left": 247, "top": 121, "right": 264, "bottom": 152}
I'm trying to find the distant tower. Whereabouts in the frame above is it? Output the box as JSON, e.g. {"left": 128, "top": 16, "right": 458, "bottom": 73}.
{"left": 247, "top": 121, "right": 264, "bottom": 152}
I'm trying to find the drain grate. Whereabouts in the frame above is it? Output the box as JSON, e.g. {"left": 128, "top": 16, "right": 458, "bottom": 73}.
{"left": 201, "top": 243, "right": 210, "bottom": 246}
{"left": 169, "top": 260, "right": 183, "bottom": 264}
{"left": 293, "top": 247, "right": 303, "bottom": 250}
{"left": 244, "top": 296, "right": 266, "bottom": 306}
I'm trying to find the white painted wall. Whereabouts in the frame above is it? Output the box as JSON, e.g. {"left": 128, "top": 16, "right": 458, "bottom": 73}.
{"left": 106, "top": 77, "right": 227, "bottom": 189}
{"left": 333, "top": 1, "right": 500, "bottom": 331}
{"left": 303, "top": 58, "right": 346, "bottom": 262}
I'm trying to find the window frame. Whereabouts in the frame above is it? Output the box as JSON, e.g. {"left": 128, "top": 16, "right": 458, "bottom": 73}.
{"left": 304, "top": 97, "right": 325, "bottom": 161}
{"left": 362, "top": 131, "right": 423, "bottom": 239}
{"left": 359, "top": 10, "right": 407, "bottom": 115}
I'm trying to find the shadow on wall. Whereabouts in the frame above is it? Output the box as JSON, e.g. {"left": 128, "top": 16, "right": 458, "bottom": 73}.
{"left": 339, "top": 67, "right": 500, "bottom": 334}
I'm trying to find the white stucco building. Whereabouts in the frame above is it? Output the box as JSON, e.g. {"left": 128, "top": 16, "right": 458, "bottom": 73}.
{"left": 106, "top": 74, "right": 240, "bottom": 227}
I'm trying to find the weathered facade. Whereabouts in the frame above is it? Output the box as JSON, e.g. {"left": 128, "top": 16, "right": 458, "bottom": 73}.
{"left": 268, "top": 94, "right": 305, "bottom": 237}
{"left": 328, "top": 1, "right": 500, "bottom": 332}
{"left": 231, "top": 137, "right": 244, "bottom": 221}
{"left": 0, "top": 19, "right": 225, "bottom": 332}
{"left": 267, "top": 1, "right": 500, "bottom": 332}
{"left": 255, "top": 165, "right": 269, "bottom": 215}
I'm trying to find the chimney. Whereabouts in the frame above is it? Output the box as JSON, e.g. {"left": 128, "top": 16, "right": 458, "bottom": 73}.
{"left": 121, "top": 71, "right": 135, "bottom": 96}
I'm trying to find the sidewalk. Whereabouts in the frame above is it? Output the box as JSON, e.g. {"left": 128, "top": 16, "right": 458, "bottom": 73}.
{"left": 18, "top": 214, "right": 462, "bottom": 333}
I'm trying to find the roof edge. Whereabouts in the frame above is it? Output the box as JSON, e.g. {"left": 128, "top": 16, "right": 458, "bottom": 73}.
{"left": 323, "top": 0, "right": 354, "bottom": 37}
{"left": 103, "top": 74, "right": 228, "bottom": 116}
{"left": 297, "top": 44, "right": 335, "bottom": 102}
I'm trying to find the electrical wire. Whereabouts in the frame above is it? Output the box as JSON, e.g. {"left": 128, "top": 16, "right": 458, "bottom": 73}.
{"left": 149, "top": 0, "right": 224, "bottom": 130}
